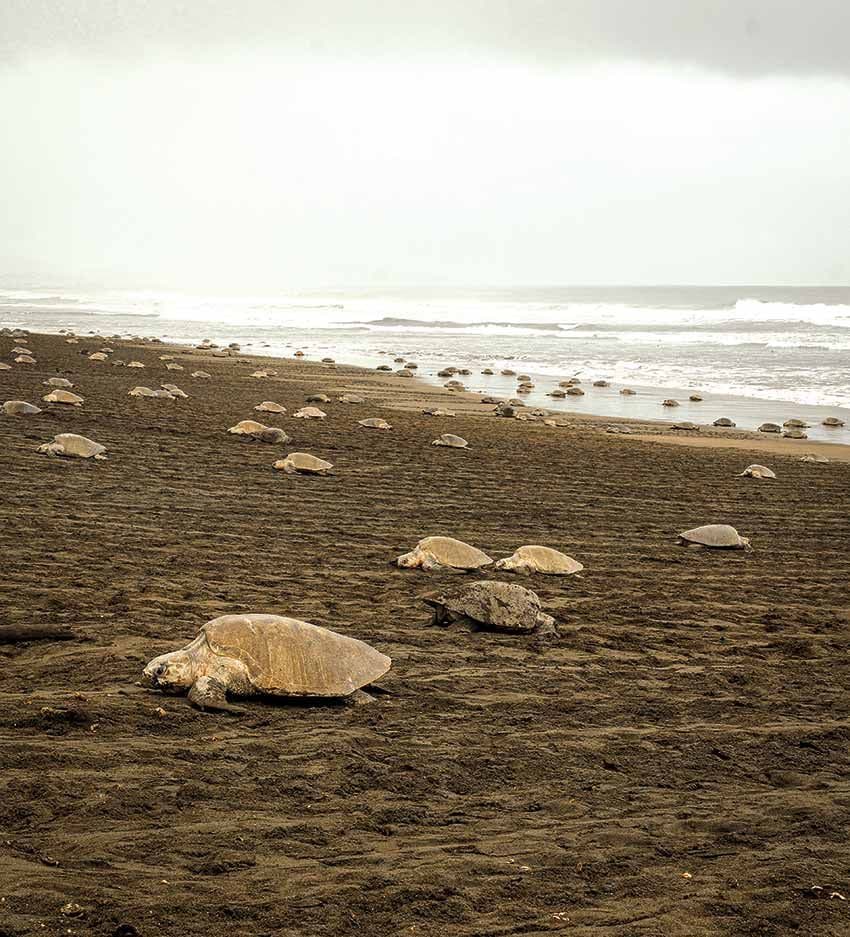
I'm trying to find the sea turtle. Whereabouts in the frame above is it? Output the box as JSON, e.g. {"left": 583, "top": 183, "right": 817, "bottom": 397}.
{"left": 306, "top": 394, "right": 330, "bottom": 404}
{"left": 481, "top": 396, "right": 502, "bottom": 404}
{"left": 359, "top": 417, "right": 392, "bottom": 430}
{"left": 549, "top": 389, "right": 566, "bottom": 398}
{"left": 495, "top": 545, "right": 584, "bottom": 575}
{"left": 405, "top": 363, "right": 418, "bottom": 369}
{"left": 143, "top": 613, "right": 390, "bottom": 711}
{"left": 273, "top": 452, "right": 333, "bottom": 475}
{"left": 689, "top": 394, "right": 703, "bottom": 401}
{"left": 129, "top": 386, "right": 170, "bottom": 398}
{"left": 0, "top": 363, "right": 11, "bottom": 370}
{"left": 606, "top": 424, "right": 631, "bottom": 434}
{"left": 494, "top": 404, "right": 518, "bottom": 418}
{"left": 255, "top": 401, "right": 287, "bottom": 413}
{"left": 759, "top": 423, "right": 781, "bottom": 433}
{"left": 294, "top": 350, "right": 305, "bottom": 357}
{"left": 593, "top": 380, "right": 610, "bottom": 388}
{"left": 3, "top": 400, "right": 42, "bottom": 415}
{"left": 422, "top": 581, "right": 556, "bottom": 635}
{"left": 127, "top": 361, "right": 145, "bottom": 368}
{"left": 88, "top": 352, "right": 108, "bottom": 361}
{"left": 322, "top": 357, "right": 335, "bottom": 364}
{"left": 423, "top": 407, "right": 456, "bottom": 417}
{"left": 800, "top": 453, "right": 829, "bottom": 463}
{"left": 676, "top": 524, "right": 751, "bottom": 551}
{"left": 294, "top": 407, "right": 327, "bottom": 419}
{"left": 822, "top": 417, "right": 845, "bottom": 427}
{"left": 783, "top": 419, "right": 809, "bottom": 428}
{"left": 42, "top": 390, "right": 84, "bottom": 406}
{"left": 432, "top": 434, "right": 469, "bottom": 448}
{"left": 376, "top": 365, "right": 392, "bottom": 371}
{"left": 713, "top": 417, "right": 736, "bottom": 427}
{"left": 671, "top": 421, "right": 699, "bottom": 430}
{"left": 783, "top": 428, "right": 808, "bottom": 439}
{"left": 166, "top": 362, "right": 184, "bottom": 371}
{"left": 11, "top": 346, "right": 31, "bottom": 355}
{"left": 738, "top": 464, "right": 776, "bottom": 479}
{"left": 481, "top": 368, "right": 494, "bottom": 375}
{"left": 38, "top": 433, "right": 107, "bottom": 459}
{"left": 501, "top": 370, "right": 516, "bottom": 377}
{"left": 396, "top": 536, "right": 493, "bottom": 571}
{"left": 339, "top": 394, "right": 366, "bottom": 404}
{"left": 397, "top": 369, "right": 414, "bottom": 378}
{"left": 15, "top": 355, "right": 36, "bottom": 364}
{"left": 620, "top": 388, "right": 636, "bottom": 395}
{"left": 251, "top": 370, "right": 270, "bottom": 379}
{"left": 662, "top": 399, "right": 679, "bottom": 407}
{"left": 160, "top": 354, "right": 175, "bottom": 360}
{"left": 43, "top": 378, "right": 74, "bottom": 388}
{"left": 228, "top": 420, "right": 289, "bottom": 444}
{"left": 161, "top": 384, "right": 188, "bottom": 398}
{"left": 192, "top": 370, "right": 212, "bottom": 379}
{"left": 566, "top": 387, "right": 584, "bottom": 396}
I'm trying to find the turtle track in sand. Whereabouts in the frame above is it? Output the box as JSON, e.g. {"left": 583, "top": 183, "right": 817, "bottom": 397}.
{"left": 1, "top": 335, "right": 850, "bottom": 936}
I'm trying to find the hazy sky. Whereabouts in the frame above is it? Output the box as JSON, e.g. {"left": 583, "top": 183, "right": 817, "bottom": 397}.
{"left": 1, "top": 1, "right": 849, "bottom": 287}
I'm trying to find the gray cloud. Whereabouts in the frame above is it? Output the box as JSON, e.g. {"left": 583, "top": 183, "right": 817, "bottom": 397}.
{"left": 2, "top": 0, "right": 849, "bottom": 76}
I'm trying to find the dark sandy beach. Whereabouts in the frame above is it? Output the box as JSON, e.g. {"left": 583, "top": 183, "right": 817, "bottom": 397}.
{"left": 2, "top": 333, "right": 850, "bottom": 937}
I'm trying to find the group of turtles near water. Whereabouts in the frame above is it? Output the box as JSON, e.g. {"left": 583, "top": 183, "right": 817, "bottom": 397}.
{"left": 0, "top": 330, "right": 839, "bottom": 714}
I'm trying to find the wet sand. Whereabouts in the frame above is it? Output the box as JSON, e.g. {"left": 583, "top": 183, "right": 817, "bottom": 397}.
{"left": 2, "top": 334, "right": 850, "bottom": 936}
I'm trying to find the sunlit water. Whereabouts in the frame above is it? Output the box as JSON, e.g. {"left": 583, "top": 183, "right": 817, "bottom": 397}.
{"left": 2, "top": 284, "right": 849, "bottom": 443}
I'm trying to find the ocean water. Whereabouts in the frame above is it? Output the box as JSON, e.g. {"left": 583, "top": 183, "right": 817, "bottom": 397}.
{"left": 2, "top": 284, "right": 849, "bottom": 443}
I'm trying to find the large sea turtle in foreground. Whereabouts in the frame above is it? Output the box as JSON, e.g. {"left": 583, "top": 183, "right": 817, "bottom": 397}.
{"left": 422, "top": 581, "right": 556, "bottom": 635}
{"left": 143, "top": 613, "right": 391, "bottom": 712}
{"left": 495, "top": 545, "right": 583, "bottom": 575}
{"left": 38, "top": 433, "right": 107, "bottom": 459}
{"left": 396, "top": 536, "right": 493, "bottom": 571}
{"left": 273, "top": 452, "right": 333, "bottom": 475}
{"left": 676, "top": 524, "right": 751, "bottom": 551}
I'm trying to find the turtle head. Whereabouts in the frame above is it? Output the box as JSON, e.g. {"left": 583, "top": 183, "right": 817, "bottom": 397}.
{"left": 396, "top": 548, "right": 420, "bottom": 568}
{"left": 143, "top": 648, "right": 198, "bottom": 693}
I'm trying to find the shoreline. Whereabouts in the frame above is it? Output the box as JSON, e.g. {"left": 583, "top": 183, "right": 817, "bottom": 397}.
{"left": 6, "top": 326, "right": 850, "bottom": 461}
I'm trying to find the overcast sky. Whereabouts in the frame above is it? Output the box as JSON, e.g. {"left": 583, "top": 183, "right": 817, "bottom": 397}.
{"left": 1, "top": 1, "right": 848, "bottom": 287}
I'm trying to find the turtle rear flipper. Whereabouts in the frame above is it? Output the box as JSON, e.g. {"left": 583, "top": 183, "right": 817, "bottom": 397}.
{"left": 188, "top": 676, "right": 245, "bottom": 714}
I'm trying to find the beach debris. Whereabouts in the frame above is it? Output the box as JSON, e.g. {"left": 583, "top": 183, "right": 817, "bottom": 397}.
{"left": 738, "top": 464, "right": 776, "bottom": 479}
{"left": 822, "top": 417, "right": 845, "bottom": 427}
{"left": 43, "top": 377, "right": 74, "bottom": 388}
{"left": 358, "top": 417, "right": 392, "bottom": 430}
{"left": 339, "top": 394, "right": 366, "bottom": 404}
{"left": 758, "top": 422, "right": 781, "bottom": 433}
{"left": 713, "top": 417, "right": 736, "bottom": 427}
{"left": 495, "top": 545, "right": 584, "bottom": 575}
{"left": 42, "top": 389, "right": 84, "bottom": 406}
{"left": 396, "top": 536, "right": 493, "bottom": 571}
{"left": 800, "top": 453, "right": 829, "bottom": 462}
{"left": 227, "top": 420, "right": 289, "bottom": 443}
{"left": 676, "top": 524, "right": 751, "bottom": 551}
{"left": 3, "top": 400, "right": 42, "bottom": 415}
{"left": 662, "top": 399, "right": 679, "bottom": 407}
{"left": 254, "top": 401, "right": 287, "bottom": 413}
{"left": 293, "top": 406, "right": 327, "bottom": 419}
{"left": 38, "top": 433, "right": 107, "bottom": 460}
{"left": 432, "top": 433, "right": 469, "bottom": 448}
{"left": 422, "top": 580, "right": 556, "bottom": 635}
{"left": 273, "top": 452, "right": 333, "bottom": 475}
{"left": 143, "top": 613, "right": 391, "bottom": 712}
{"left": 161, "top": 384, "right": 188, "bottom": 398}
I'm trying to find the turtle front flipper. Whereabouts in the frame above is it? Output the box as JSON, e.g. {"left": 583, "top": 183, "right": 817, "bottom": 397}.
{"left": 188, "top": 676, "right": 245, "bottom": 714}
